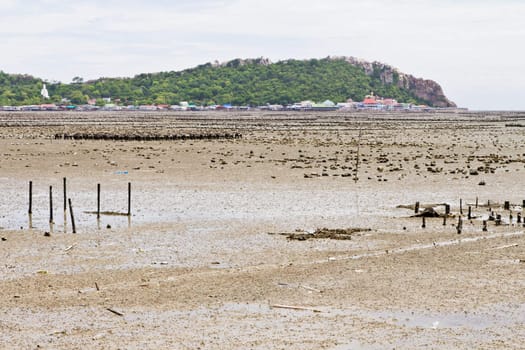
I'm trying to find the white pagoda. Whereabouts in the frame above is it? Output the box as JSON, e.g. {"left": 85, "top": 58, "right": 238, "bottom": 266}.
{"left": 41, "top": 83, "right": 49, "bottom": 99}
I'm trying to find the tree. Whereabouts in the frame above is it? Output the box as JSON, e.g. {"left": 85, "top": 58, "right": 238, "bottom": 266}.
{"left": 69, "top": 90, "right": 87, "bottom": 104}
{"left": 72, "top": 76, "right": 84, "bottom": 84}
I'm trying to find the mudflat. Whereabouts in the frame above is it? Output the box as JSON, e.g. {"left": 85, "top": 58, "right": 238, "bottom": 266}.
{"left": 1, "top": 111, "right": 524, "bottom": 349}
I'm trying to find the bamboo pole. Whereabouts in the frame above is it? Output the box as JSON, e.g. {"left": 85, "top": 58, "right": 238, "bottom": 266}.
{"left": 68, "top": 198, "right": 76, "bottom": 234}
{"left": 28, "top": 181, "right": 33, "bottom": 214}
{"left": 49, "top": 186, "right": 53, "bottom": 223}
{"left": 97, "top": 184, "right": 101, "bottom": 219}
{"left": 127, "top": 182, "right": 131, "bottom": 216}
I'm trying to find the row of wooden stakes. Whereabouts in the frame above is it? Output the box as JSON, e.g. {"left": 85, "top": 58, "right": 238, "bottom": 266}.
{"left": 54, "top": 132, "right": 242, "bottom": 141}
{"left": 28, "top": 178, "right": 131, "bottom": 234}
{"left": 414, "top": 198, "right": 525, "bottom": 234}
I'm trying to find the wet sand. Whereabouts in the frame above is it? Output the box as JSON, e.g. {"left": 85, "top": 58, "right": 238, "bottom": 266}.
{"left": 1, "top": 111, "right": 525, "bottom": 349}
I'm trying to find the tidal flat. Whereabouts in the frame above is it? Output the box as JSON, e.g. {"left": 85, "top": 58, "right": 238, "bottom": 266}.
{"left": 1, "top": 110, "right": 524, "bottom": 349}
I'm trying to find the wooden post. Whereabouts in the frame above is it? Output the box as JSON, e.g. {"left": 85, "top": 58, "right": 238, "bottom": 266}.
{"left": 482, "top": 220, "right": 487, "bottom": 232}
{"left": 68, "top": 198, "right": 76, "bottom": 234}
{"left": 415, "top": 201, "right": 420, "bottom": 214}
{"left": 475, "top": 197, "right": 478, "bottom": 208}
{"left": 468, "top": 206, "right": 472, "bottom": 220}
{"left": 522, "top": 199, "right": 525, "bottom": 208}
{"left": 504, "top": 201, "right": 510, "bottom": 210}
{"left": 457, "top": 216, "right": 463, "bottom": 234}
{"left": 63, "top": 177, "right": 67, "bottom": 232}
{"left": 510, "top": 212, "right": 513, "bottom": 224}
{"left": 97, "top": 183, "right": 101, "bottom": 219}
{"left": 127, "top": 182, "right": 131, "bottom": 216}
{"left": 28, "top": 181, "right": 33, "bottom": 229}
{"left": 445, "top": 204, "right": 450, "bottom": 215}
{"left": 49, "top": 186, "right": 53, "bottom": 224}
{"left": 443, "top": 214, "right": 447, "bottom": 226}
{"left": 422, "top": 215, "right": 426, "bottom": 229}
{"left": 460, "top": 199, "right": 463, "bottom": 215}
{"left": 63, "top": 177, "right": 67, "bottom": 212}
{"left": 28, "top": 181, "right": 33, "bottom": 214}
{"left": 518, "top": 213, "right": 522, "bottom": 224}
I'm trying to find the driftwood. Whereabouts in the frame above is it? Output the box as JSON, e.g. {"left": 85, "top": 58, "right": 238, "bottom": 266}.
{"left": 106, "top": 308, "right": 124, "bottom": 317}
{"left": 278, "top": 282, "right": 323, "bottom": 293}
{"left": 487, "top": 243, "right": 518, "bottom": 251}
{"left": 64, "top": 244, "right": 76, "bottom": 252}
{"left": 271, "top": 304, "right": 321, "bottom": 313}
{"left": 84, "top": 211, "right": 129, "bottom": 217}
{"left": 299, "top": 285, "right": 323, "bottom": 293}
{"left": 397, "top": 203, "right": 445, "bottom": 210}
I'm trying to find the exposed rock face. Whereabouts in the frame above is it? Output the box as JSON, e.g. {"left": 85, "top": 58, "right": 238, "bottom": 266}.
{"left": 213, "top": 56, "right": 456, "bottom": 107}
{"left": 339, "top": 56, "right": 456, "bottom": 107}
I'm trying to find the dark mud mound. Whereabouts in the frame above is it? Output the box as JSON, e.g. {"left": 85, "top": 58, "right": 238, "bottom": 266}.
{"left": 281, "top": 227, "right": 371, "bottom": 241}
{"left": 413, "top": 207, "right": 441, "bottom": 218}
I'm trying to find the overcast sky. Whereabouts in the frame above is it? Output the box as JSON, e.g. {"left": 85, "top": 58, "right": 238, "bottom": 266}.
{"left": 1, "top": 0, "right": 524, "bottom": 110}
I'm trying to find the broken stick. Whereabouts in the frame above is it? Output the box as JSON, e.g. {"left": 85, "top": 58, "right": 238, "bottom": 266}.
{"left": 271, "top": 304, "right": 321, "bottom": 313}
{"left": 106, "top": 307, "right": 124, "bottom": 316}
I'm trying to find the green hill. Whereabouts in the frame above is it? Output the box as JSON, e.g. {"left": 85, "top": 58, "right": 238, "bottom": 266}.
{"left": 0, "top": 57, "right": 455, "bottom": 107}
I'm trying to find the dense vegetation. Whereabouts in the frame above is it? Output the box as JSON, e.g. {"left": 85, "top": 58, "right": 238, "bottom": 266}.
{"left": 0, "top": 58, "right": 429, "bottom": 106}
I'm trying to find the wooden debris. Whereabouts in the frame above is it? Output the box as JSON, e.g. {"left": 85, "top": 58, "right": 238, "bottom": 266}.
{"left": 487, "top": 243, "right": 518, "bottom": 251}
{"left": 299, "top": 284, "right": 323, "bottom": 293}
{"left": 277, "top": 282, "right": 323, "bottom": 293}
{"left": 271, "top": 304, "right": 321, "bottom": 313}
{"left": 413, "top": 207, "right": 441, "bottom": 218}
{"left": 283, "top": 228, "right": 370, "bottom": 241}
{"left": 106, "top": 308, "right": 124, "bottom": 317}
{"left": 64, "top": 244, "right": 77, "bottom": 252}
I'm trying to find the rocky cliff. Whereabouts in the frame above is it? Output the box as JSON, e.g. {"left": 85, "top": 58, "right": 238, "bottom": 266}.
{"left": 338, "top": 56, "right": 456, "bottom": 107}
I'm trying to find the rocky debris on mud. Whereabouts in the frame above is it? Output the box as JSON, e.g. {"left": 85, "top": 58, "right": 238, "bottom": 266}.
{"left": 413, "top": 207, "right": 442, "bottom": 218}
{"left": 270, "top": 227, "right": 371, "bottom": 241}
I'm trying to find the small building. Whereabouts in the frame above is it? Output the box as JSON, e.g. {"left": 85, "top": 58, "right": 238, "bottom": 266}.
{"left": 138, "top": 105, "right": 157, "bottom": 111}
{"left": 40, "top": 104, "right": 58, "bottom": 111}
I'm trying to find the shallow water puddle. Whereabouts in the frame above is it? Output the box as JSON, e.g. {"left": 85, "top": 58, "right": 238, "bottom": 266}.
{"left": 366, "top": 302, "right": 525, "bottom": 330}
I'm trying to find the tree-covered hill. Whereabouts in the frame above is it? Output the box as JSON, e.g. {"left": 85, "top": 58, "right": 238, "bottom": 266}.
{"left": 0, "top": 57, "right": 455, "bottom": 107}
